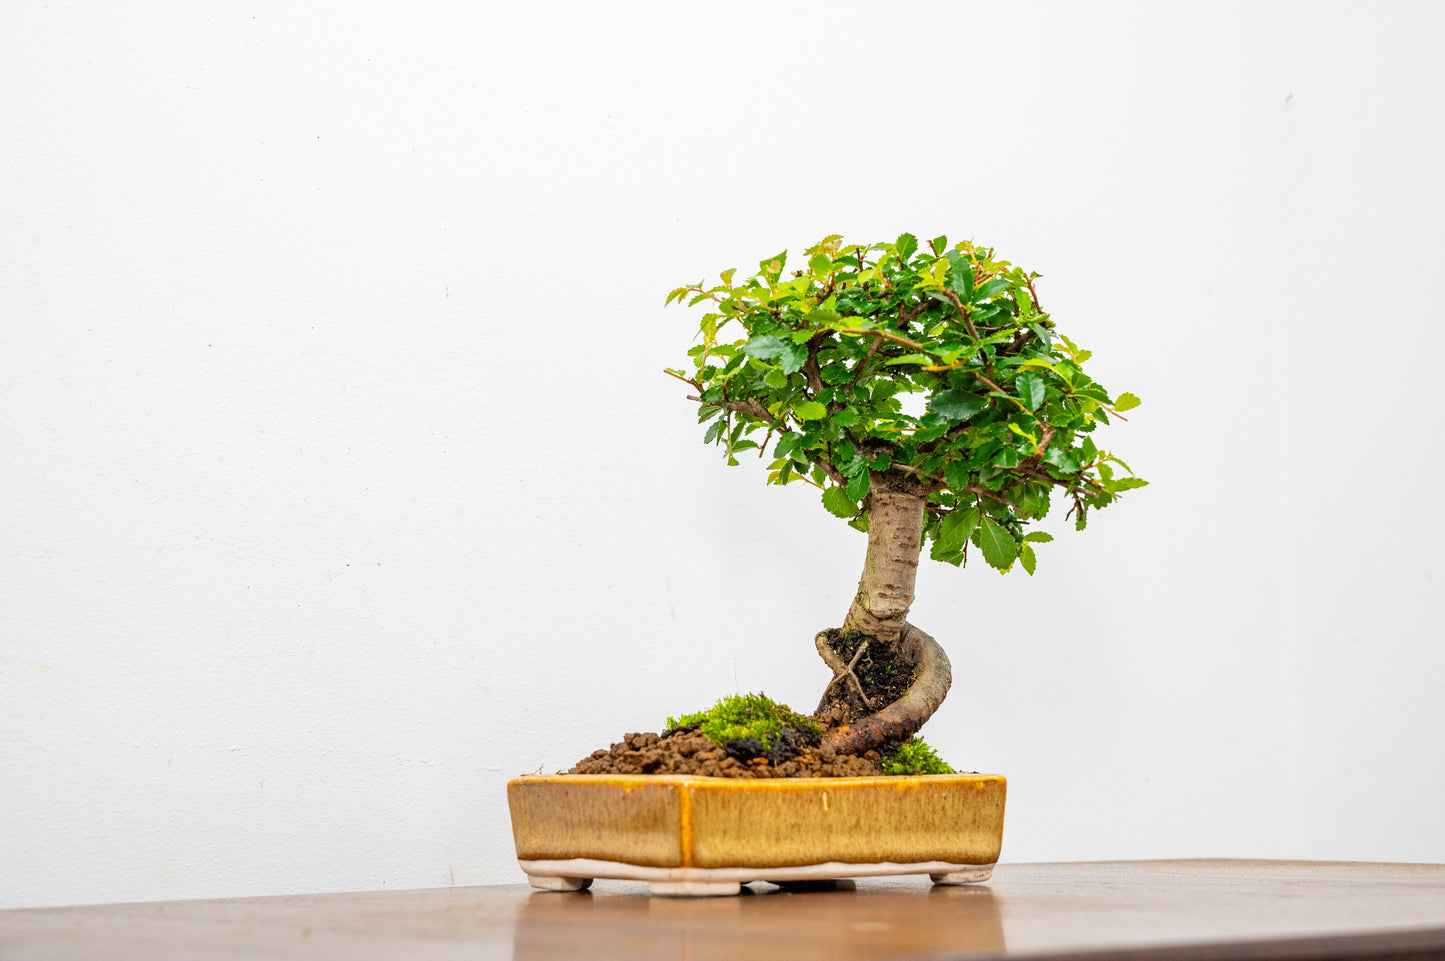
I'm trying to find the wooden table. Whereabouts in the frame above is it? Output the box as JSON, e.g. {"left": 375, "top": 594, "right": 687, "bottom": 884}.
{"left": 3, "top": 860, "right": 1444, "bottom": 960}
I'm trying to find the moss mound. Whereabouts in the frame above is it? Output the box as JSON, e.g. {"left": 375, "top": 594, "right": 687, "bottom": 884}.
{"left": 879, "top": 736, "right": 955, "bottom": 775}
{"left": 665, "top": 693, "right": 822, "bottom": 765}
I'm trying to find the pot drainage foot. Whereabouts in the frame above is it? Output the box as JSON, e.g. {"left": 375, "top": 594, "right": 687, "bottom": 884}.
{"left": 648, "top": 880, "right": 742, "bottom": 897}
{"left": 930, "top": 867, "right": 993, "bottom": 885}
{"left": 528, "top": 876, "right": 593, "bottom": 892}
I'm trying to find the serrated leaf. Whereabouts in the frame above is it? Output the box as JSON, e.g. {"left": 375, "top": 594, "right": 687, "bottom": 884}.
{"left": 1016, "top": 372, "right": 1046, "bottom": 411}
{"left": 846, "top": 471, "right": 870, "bottom": 501}
{"left": 821, "top": 485, "right": 856, "bottom": 518}
{"left": 976, "top": 278, "right": 1011, "bottom": 301}
{"left": 930, "top": 234, "right": 948, "bottom": 254}
{"left": 759, "top": 251, "right": 787, "bottom": 277}
{"left": 1108, "top": 477, "right": 1150, "bottom": 492}
{"left": 794, "top": 400, "right": 828, "bottom": 421}
{"left": 937, "top": 507, "right": 980, "bottom": 553}
{"left": 762, "top": 369, "right": 787, "bottom": 389}
{"left": 804, "top": 306, "right": 842, "bottom": 327}
{"left": 895, "top": 233, "right": 918, "bottom": 260}
{"left": 1044, "top": 446, "right": 1080, "bottom": 473}
{"left": 1114, "top": 392, "right": 1141, "bottom": 412}
{"left": 719, "top": 268, "right": 736, "bottom": 286}
{"left": 808, "top": 252, "right": 833, "bottom": 275}
{"left": 928, "top": 389, "right": 985, "bottom": 423}
{"left": 948, "top": 260, "right": 974, "bottom": 302}
{"left": 1019, "top": 543, "right": 1037, "bottom": 575}
{"left": 743, "top": 336, "right": 787, "bottom": 361}
{"left": 780, "top": 344, "right": 808, "bottom": 375}
{"left": 944, "top": 462, "right": 973, "bottom": 490}
{"left": 976, "top": 515, "right": 1018, "bottom": 570}
{"left": 1022, "top": 531, "right": 1054, "bottom": 543}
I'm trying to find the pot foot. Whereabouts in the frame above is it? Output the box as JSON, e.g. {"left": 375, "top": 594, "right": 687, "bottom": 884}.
{"left": 528, "top": 875, "right": 593, "bottom": 892}
{"left": 648, "top": 880, "right": 742, "bottom": 897}
{"left": 930, "top": 867, "right": 993, "bottom": 885}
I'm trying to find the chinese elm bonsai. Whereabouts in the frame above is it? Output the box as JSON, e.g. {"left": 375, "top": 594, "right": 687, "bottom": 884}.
{"left": 571, "top": 233, "right": 1143, "bottom": 777}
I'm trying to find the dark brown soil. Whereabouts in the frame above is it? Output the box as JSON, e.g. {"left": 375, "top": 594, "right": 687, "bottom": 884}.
{"left": 821, "top": 628, "right": 916, "bottom": 709}
{"left": 567, "top": 713, "right": 884, "bottom": 779}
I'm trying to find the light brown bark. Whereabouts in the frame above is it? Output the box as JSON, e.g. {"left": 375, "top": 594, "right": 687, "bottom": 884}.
{"left": 841, "top": 484, "right": 925, "bottom": 646}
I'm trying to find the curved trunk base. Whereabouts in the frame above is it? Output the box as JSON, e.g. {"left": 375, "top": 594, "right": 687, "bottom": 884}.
{"left": 815, "top": 622, "right": 952, "bottom": 757}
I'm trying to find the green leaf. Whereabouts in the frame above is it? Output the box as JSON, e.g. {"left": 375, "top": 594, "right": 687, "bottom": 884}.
{"left": 976, "top": 278, "right": 1011, "bottom": 301}
{"left": 804, "top": 306, "right": 843, "bottom": 326}
{"left": 794, "top": 400, "right": 828, "bottom": 421}
{"left": 936, "top": 507, "right": 980, "bottom": 553}
{"left": 1022, "top": 531, "right": 1054, "bottom": 543}
{"left": 846, "top": 471, "right": 870, "bottom": 501}
{"left": 821, "top": 485, "right": 856, "bottom": 518}
{"left": 930, "top": 235, "right": 948, "bottom": 254}
{"left": 743, "top": 336, "right": 787, "bottom": 362}
{"left": 1108, "top": 477, "right": 1150, "bottom": 492}
{"left": 948, "top": 260, "right": 974, "bottom": 302}
{"left": 928, "top": 390, "right": 986, "bottom": 423}
{"left": 1016, "top": 372, "right": 1046, "bottom": 411}
{"left": 780, "top": 343, "right": 808, "bottom": 375}
{"left": 1018, "top": 543, "right": 1037, "bottom": 575}
{"left": 759, "top": 251, "right": 787, "bottom": 279}
{"left": 1114, "top": 392, "right": 1141, "bottom": 412}
{"left": 1044, "top": 446, "right": 1079, "bottom": 473}
{"left": 976, "top": 515, "right": 1018, "bottom": 570}
{"left": 895, "top": 233, "right": 918, "bottom": 261}
{"left": 808, "top": 252, "right": 833, "bottom": 276}
{"left": 763, "top": 369, "right": 788, "bottom": 389}
{"left": 719, "top": 268, "right": 736, "bottom": 286}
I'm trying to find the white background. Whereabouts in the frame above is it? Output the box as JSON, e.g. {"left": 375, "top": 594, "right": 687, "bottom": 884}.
{"left": 3, "top": 1, "right": 1442, "bottom": 910}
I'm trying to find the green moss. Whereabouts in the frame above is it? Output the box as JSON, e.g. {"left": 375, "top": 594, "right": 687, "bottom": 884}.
{"left": 666, "top": 693, "right": 820, "bottom": 750}
{"left": 880, "top": 737, "right": 955, "bottom": 776}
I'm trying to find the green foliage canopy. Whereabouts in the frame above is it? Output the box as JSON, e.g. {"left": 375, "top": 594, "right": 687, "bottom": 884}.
{"left": 665, "top": 234, "right": 1145, "bottom": 575}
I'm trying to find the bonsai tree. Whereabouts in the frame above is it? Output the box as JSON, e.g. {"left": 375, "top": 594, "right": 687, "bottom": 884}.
{"left": 665, "top": 233, "right": 1144, "bottom": 759}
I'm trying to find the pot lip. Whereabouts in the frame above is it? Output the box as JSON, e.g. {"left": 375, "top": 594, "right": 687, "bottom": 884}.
{"left": 508, "top": 772, "right": 1005, "bottom": 789}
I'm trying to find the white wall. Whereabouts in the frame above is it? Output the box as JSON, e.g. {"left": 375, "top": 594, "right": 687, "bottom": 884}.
{"left": 3, "top": 1, "right": 1442, "bottom": 909}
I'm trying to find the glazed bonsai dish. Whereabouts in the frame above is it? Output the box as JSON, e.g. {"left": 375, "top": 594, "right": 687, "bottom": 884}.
{"left": 508, "top": 773, "right": 1006, "bottom": 897}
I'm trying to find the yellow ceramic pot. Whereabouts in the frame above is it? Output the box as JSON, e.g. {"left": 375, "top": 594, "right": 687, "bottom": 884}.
{"left": 507, "top": 772, "right": 1006, "bottom": 896}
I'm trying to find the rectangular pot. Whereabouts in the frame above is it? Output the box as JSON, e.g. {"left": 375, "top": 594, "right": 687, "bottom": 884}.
{"left": 507, "top": 773, "right": 1006, "bottom": 896}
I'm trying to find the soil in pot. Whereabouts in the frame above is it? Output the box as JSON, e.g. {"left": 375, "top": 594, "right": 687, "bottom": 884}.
{"left": 565, "top": 634, "right": 958, "bottom": 779}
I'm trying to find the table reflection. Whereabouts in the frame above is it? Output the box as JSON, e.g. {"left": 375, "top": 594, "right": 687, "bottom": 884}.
{"left": 514, "top": 879, "right": 1005, "bottom": 961}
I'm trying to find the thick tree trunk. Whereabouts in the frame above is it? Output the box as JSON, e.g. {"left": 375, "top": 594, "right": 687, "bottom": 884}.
{"left": 844, "top": 485, "right": 925, "bottom": 642}
{"left": 815, "top": 475, "right": 953, "bottom": 755}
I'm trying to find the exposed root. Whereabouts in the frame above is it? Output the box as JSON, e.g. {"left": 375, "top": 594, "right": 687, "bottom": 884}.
{"left": 819, "top": 622, "right": 952, "bottom": 757}
{"left": 817, "top": 638, "right": 875, "bottom": 712}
